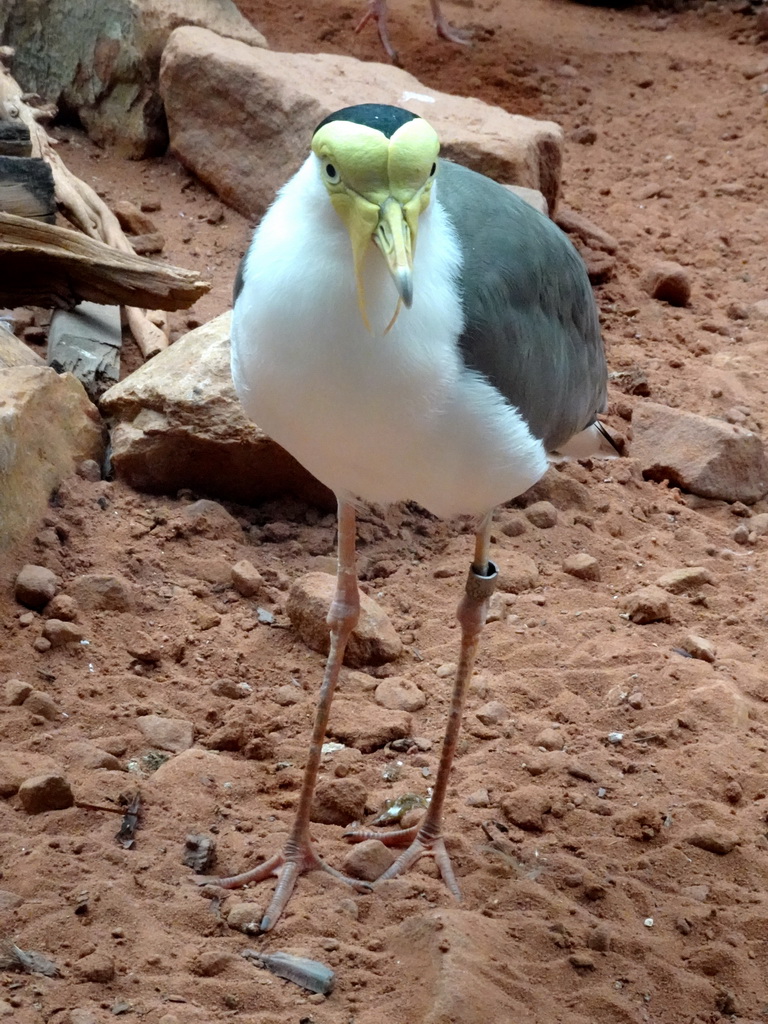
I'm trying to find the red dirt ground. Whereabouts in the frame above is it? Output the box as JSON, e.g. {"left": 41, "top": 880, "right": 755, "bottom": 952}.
{"left": 2, "top": 1, "right": 768, "bottom": 1022}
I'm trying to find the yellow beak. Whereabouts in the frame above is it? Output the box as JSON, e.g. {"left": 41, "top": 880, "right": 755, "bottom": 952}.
{"left": 373, "top": 197, "right": 414, "bottom": 309}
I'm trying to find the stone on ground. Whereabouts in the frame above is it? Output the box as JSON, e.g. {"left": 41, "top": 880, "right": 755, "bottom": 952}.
{"left": 160, "top": 27, "right": 564, "bottom": 218}
{"left": 681, "top": 634, "right": 717, "bottom": 662}
{"left": 67, "top": 573, "right": 135, "bottom": 611}
{"left": 0, "top": 0, "right": 265, "bottom": 157}
{"left": 563, "top": 553, "right": 600, "bottom": 581}
{"left": 311, "top": 777, "right": 368, "bottom": 826}
{"left": 641, "top": 261, "right": 692, "bottom": 305}
{"left": 684, "top": 822, "right": 740, "bottom": 855}
{"left": 621, "top": 585, "right": 672, "bottom": 624}
{"left": 342, "top": 839, "right": 396, "bottom": 882}
{"left": 374, "top": 677, "right": 427, "bottom": 712}
{"left": 500, "top": 786, "right": 553, "bottom": 831}
{"left": 14, "top": 564, "right": 58, "bottom": 609}
{"left": 100, "top": 313, "right": 332, "bottom": 505}
{"left": 0, "top": 367, "right": 104, "bottom": 550}
{"left": 287, "top": 573, "right": 402, "bottom": 668}
{"left": 329, "top": 699, "right": 412, "bottom": 753}
{"left": 630, "top": 401, "right": 768, "bottom": 504}
{"left": 656, "top": 566, "right": 713, "bottom": 594}
{"left": 137, "top": 714, "right": 194, "bottom": 752}
{"left": 498, "top": 553, "right": 540, "bottom": 594}
{"left": 18, "top": 772, "right": 74, "bottom": 813}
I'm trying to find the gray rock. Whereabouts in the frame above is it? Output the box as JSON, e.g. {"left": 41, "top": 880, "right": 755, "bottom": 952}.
{"left": 0, "top": 367, "right": 104, "bottom": 552}
{"left": 14, "top": 564, "right": 58, "bottom": 609}
{"left": 100, "top": 313, "right": 332, "bottom": 506}
{"left": 0, "top": 0, "right": 265, "bottom": 158}
{"left": 160, "top": 28, "right": 564, "bottom": 219}
{"left": 18, "top": 772, "right": 74, "bottom": 814}
{"left": 631, "top": 401, "right": 768, "bottom": 504}
{"left": 137, "top": 714, "right": 194, "bottom": 752}
{"left": 287, "top": 573, "right": 402, "bottom": 668}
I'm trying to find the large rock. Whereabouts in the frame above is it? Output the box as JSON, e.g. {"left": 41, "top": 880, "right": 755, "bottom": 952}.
{"left": 631, "top": 401, "right": 768, "bottom": 504}
{"left": 0, "top": 0, "right": 266, "bottom": 157}
{"left": 0, "top": 366, "right": 104, "bottom": 551}
{"left": 0, "top": 324, "right": 45, "bottom": 369}
{"left": 99, "top": 312, "right": 332, "bottom": 505}
{"left": 160, "top": 27, "right": 564, "bottom": 218}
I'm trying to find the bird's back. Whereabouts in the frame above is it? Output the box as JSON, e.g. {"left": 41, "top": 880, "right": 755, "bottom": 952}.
{"left": 436, "top": 160, "right": 608, "bottom": 452}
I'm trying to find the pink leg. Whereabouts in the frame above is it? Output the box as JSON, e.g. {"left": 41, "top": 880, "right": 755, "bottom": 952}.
{"left": 355, "top": 0, "right": 400, "bottom": 62}
{"left": 346, "top": 513, "right": 496, "bottom": 897}
{"left": 429, "top": 0, "right": 473, "bottom": 46}
{"left": 196, "top": 500, "right": 368, "bottom": 931}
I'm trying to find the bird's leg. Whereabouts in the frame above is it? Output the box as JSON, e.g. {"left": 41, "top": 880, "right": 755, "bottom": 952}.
{"left": 429, "top": 0, "right": 473, "bottom": 46}
{"left": 355, "top": 0, "right": 400, "bottom": 63}
{"left": 346, "top": 512, "right": 497, "bottom": 898}
{"left": 195, "top": 499, "right": 370, "bottom": 931}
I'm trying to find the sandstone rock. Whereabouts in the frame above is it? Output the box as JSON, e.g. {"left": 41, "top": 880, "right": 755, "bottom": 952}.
{"left": 517, "top": 468, "right": 592, "bottom": 510}
{"left": 23, "top": 690, "right": 62, "bottom": 720}
{"left": 18, "top": 772, "right": 74, "bottom": 813}
{"left": 475, "top": 700, "right": 509, "bottom": 726}
{"left": 504, "top": 185, "right": 548, "bottom": 216}
{"left": 65, "top": 741, "right": 122, "bottom": 771}
{"left": 1, "top": 0, "right": 265, "bottom": 158}
{"left": 137, "top": 714, "right": 194, "bottom": 752}
{"left": 630, "top": 401, "right": 768, "bottom": 504}
{"left": 5, "top": 678, "right": 32, "bottom": 705}
{"left": 73, "top": 952, "right": 115, "bottom": 983}
{"left": 46, "top": 594, "right": 78, "bottom": 621}
{"left": 374, "top": 677, "right": 426, "bottom": 712}
{"left": 621, "top": 586, "right": 671, "bottom": 625}
{"left": 189, "top": 950, "right": 233, "bottom": 977}
{"left": 126, "top": 631, "right": 163, "bottom": 664}
{"left": 42, "top": 619, "right": 85, "bottom": 647}
{"left": 210, "top": 678, "right": 251, "bottom": 699}
{"left": 287, "top": 573, "right": 402, "bottom": 668}
{"left": 100, "top": 313, "right": 332, "bottom": 505}
{"left": 0, "top": 367, "right": 104, "bottom": 551}
{"left": 500, "top": 786, "right": 552, "bottom": 831}
{"left": 641, "top": 261, "right": 691, "bottom": 305}
{"left": 681, "top": 634, "right": 716, "bottom": 663}
{"left": 160, "top": 28, "right": 564, "bottom": 218}
{"left": 525, "top": 500, "right": 558, "bottom": 528}
{"left": 656, "top": 566, "right": 713, "bottom": 594}
{"left": 329, "top": 699, "right": 412, "bottom": 753}
{"left": 498, "top": 553, "right": 539, "bottom": 594}
{"left": 14, "top": 564, "right": 58, "bottom": 610}
{"left": 226, "top": 902, "right": 262, "bottom": 934}
{"left": 684, "top": 822, "right": 740, "bottom": 855}
{"left": 181, "top": 499, "right": 242, "bottom": 538}
{"left": 0, "top": 323, "right": 45, "bottom": 369}
{"left": 113, "top": 199, "right": 159, "bottom": 236}
{"left": 67, "top": 573, "right": 134, "bottom": 611}
{"left": 342, "top": 839, "right": 396, "bottom": 882}
{"left": 563, "top": 553, "right": 600, "bottom": 581}
{"left": 311, "top": 777, "right": 367, "bottom": 826}
{"left": 231, "top": 559, "right": 264, "bottom": 598}
{"left": 535, "top": 727, "right": 564, "bottom": 751}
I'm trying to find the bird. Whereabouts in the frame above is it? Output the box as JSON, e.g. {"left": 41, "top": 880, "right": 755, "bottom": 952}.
{"left": 356, "top": 0, "right": 471, "bottom": 62}
{"left": 205, "top": 103, "right": 611, "bottom": 932}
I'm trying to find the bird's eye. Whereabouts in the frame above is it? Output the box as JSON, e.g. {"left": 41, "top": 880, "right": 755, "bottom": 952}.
{"left": 325, "top": 163, "right": 339, "bottom": 182}
{"left": 430, "top": 163, "right": 437, "bottom": 176}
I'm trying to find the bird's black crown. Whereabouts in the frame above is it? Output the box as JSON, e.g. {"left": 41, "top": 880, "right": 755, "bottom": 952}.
{"left": 313, "top": 104, "right": 419, "bottom": 139}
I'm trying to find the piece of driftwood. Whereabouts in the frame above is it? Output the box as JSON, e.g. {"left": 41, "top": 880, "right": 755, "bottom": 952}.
{"left": 0, "top": 210, "right": 209, "bottom": 310}
{"left": 48, "top": 301, "right": 121, "bottom": 398}
{"left": 0, "top": 154, "right": 55, "bottom": 220}
{"left": 0, "top": 121, "right": 32, "bottom": 156}
{"left": 0, "top": 66, "right": 196, "bottom": 358}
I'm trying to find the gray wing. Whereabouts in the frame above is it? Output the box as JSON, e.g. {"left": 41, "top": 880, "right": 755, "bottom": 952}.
{"left": 435, "top": 160, "right": 607, "bottom": 451}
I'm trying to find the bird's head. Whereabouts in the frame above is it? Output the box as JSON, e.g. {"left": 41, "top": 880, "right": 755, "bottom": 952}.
{"left": 311, "top": 104, "right": 440, "bottom": 331}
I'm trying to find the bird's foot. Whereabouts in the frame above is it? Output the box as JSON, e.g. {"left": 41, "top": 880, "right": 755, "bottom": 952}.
{"left": 193, "top": 839, "right": 371, "bottom": 932}
{"left": 344, "top": 823, "right": 461, "bottom": 899}
{"left": 433, "top": 13, "right": 473, "bottom": 47}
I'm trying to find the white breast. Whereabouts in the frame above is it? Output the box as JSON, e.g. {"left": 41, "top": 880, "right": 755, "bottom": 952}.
{"left": 231, "top": 156, "right": 547, "bottom": 519}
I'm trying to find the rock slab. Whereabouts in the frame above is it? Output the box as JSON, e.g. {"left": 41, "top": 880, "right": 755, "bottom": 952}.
{"left": 0, "top": 366, "right": 104, "bottom": 551}
{"left": 160, "top": 27, "right": 564, "bottom": 218}
{"left": 100, "top": 313, "right": 332, "bottom": 506}
{"left": 631, "top": 401, "right": 768, "bottom": 504}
